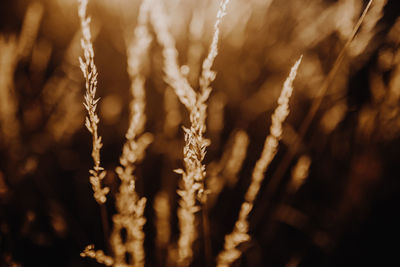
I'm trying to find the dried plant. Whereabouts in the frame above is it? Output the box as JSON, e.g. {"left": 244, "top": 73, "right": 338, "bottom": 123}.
{"left": 79, "top": 0, "right": 153, "bottom": 266}
{"left": 78, "top": 0, "right": 109, "bottom": 204}
{"left": 151, "top": 0, "right": 231, "bottom": 265}
{"left": 216, "top": 56, "right": 302, "bottom": 267}
{"left": 2, "top": 0, "right": 398, "bottom": 266}
{"left": 110, "top": 0, "right": 153, "bottom": 265}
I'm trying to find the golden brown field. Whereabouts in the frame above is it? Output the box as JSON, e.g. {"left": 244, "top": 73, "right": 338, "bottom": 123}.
{"left": 0, "top": 0, "right": 400, "bottom": 266}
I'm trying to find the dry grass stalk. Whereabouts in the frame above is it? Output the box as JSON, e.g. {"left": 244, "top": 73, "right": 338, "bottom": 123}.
{"left": 216, "top": 56, "right": 302, "bottom": 267}
{"left": 151, "top": 0, "right": 231, "bottom": 265}
{"left": 174, "top": 115, "right": 208, "bottom": 265}
{"left": 78, "top": 0, "right": 109, "bottom": 204}
{"left": 199, "top": 0, "right": 230, "bottom": 96}
{"left": 178, "top": 1, "right": 230, "bottom": 264}
{"left": 110, "top": 0, "right": 153, "bottom": 265}
{"left": 245, "top": 56, "right": 302, "bottom": 204}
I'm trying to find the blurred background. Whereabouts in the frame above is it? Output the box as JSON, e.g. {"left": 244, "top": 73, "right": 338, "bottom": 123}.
{"left": 0, "top": 0, "right": 400, "bottom": 266}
